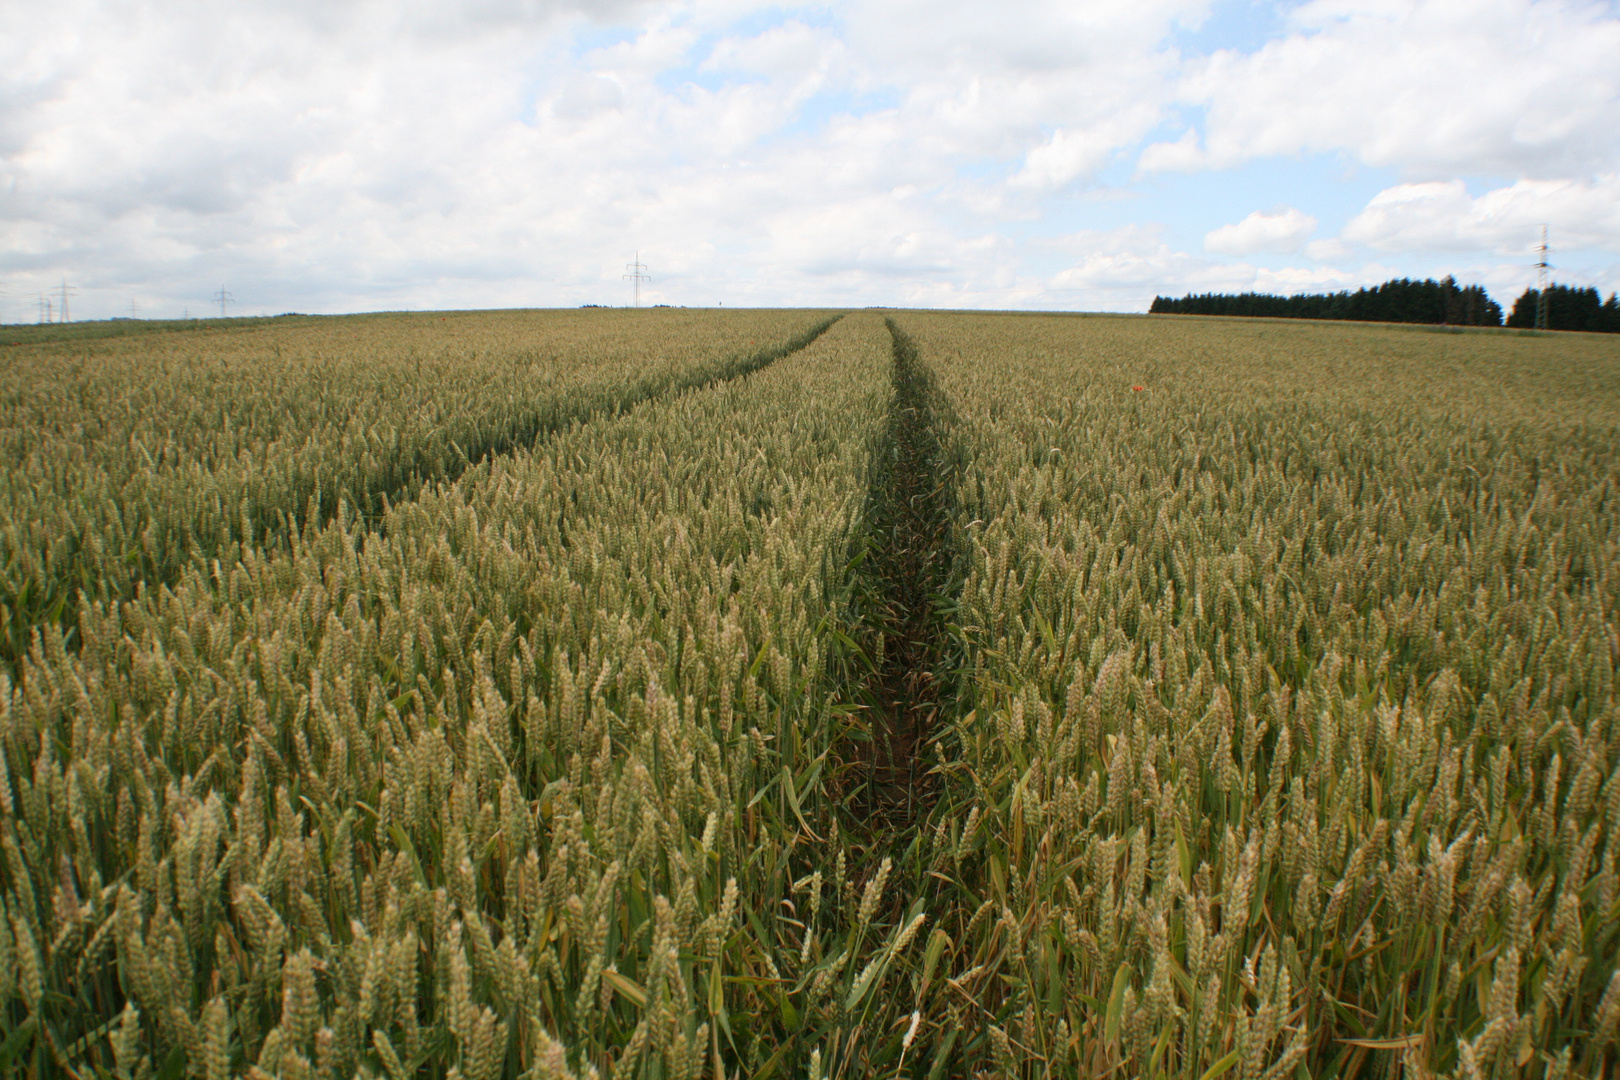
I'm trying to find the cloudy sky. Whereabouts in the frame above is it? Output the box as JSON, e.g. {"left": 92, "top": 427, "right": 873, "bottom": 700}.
{"left": 2, "top": 0, "right": 1618, "bottom": 318}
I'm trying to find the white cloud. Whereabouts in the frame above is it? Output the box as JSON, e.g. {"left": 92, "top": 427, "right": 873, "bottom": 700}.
{"left": 549, "top": 74, "right": 627, "bottom": 121}
{"left": 1040, "top": 225, "right": 1420, "bottom": 308}
{"left": 1044, "top": 225, "right": 1260, "bottom": 308}
{"left": 1011, "top": 108, "right": 1161, "bottom": 190}
{"left": 1248, "top": 262, "right": 1403, "bottom": 295}
{"left": 1136, "top": 128, "right": 1204, "bottom": 173}
{"left": 1304, "top": 238, "right": 1353, "bottom": 262}
{"left": 1153, "top": 0, "right": 1620, "bottom": 177}
{"left": 1338, "top": 175, "right": 1620, "bottom": 254}
{"left": 1204, "top": 207, "right": 1317, "bottom": 255}
{"left": 701, "top": 19, "right": 846, "bottom": 87}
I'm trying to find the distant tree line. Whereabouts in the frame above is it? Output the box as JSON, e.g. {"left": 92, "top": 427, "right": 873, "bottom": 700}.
{"left": 1150, "top": 276, "right": 1503, "bottom": 326}
{"left": 1153, "top": 276, "right": 1620, "bottom": 333}
{"left": 1504, "top": 284, "right": 1620, "bottom": 333}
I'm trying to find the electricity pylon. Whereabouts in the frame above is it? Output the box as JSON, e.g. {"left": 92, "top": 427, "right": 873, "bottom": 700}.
{"left": 1533, "top": 226, "right": 1552, "bottom": 331}
{"left": 623, "top": 253, "right": 650, "bottom": 308}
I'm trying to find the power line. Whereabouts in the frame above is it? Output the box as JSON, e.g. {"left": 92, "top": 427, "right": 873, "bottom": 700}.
{"left": 213, "top": 285, "right": 234, "bottom": 318}
{"left": 1533, "top": 225, "right": 1552, "bottom": 332}
{"left": 623, "top": 252, "right": 650, "bottom": 308}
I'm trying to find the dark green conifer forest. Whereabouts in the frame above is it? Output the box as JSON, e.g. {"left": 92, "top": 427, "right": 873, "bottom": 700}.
{"left": 1151, "top": 276, "right": 1502, "bottom": 324}
{"left": 1505, "top": 284, "right": 1620, "bottom": 333}
{"left": 1153, "top": 276, "right": 1620, "bottom": 333}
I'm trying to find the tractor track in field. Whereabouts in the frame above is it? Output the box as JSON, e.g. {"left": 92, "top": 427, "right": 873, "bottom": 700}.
{"left": 350, "top": 312, "right": 848, "bottom": 526}
{"left": 0, "top": 314, "right": 846, "bottom": 676}
{"left": 841, "top": 317, "right": 966, "bottom": 842}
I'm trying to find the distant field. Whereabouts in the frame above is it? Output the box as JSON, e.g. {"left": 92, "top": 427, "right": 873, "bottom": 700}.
{"left": 1, "top": 310, "right": 1617, "bottom": 1079}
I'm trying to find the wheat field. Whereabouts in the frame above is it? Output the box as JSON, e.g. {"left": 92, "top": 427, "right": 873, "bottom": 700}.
{"left": 1, "top": 309, "right": 1617, "bottom": 1079}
